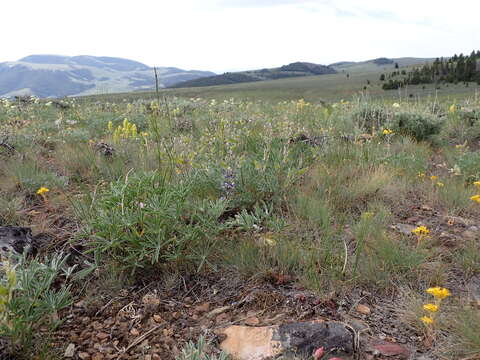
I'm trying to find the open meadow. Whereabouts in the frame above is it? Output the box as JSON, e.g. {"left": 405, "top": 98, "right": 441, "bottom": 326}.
{"left": 0, "top": 88, "right": 480, "bottom": 359}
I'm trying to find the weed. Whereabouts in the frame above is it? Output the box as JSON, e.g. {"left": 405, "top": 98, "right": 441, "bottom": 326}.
{"left": 0, "top": 254, "right": 73, "bottom": 356}
{"left": 176, "top": 336, "right": 229, "bottom": 360}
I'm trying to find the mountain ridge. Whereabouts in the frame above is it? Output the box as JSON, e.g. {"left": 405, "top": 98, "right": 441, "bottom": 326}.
{"left": 0, "top": 55, "right": 215, "bottom": 98}
{"left": 171, "top": 61, "right": 336, "bottom": 88}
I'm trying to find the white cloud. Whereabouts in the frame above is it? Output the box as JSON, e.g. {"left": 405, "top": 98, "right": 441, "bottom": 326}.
{"left": 1, "top": 0, "right": 479, "bottom": 72}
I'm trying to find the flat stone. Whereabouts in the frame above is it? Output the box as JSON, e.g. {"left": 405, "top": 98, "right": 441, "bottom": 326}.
{"left": 218, "top": 321, "right": 353, "bottom": 360}
{"left": 393, "top": 224, "right": 416, "bottom": 236}
{"left": 369, "top": 341, "right": 410, "bottom": 358}
{"left": 462, "top": 229, "right": 478, "bottom": 240}
{"left": 64, "top": 343, "right": 75, "bottom": 358}
{"left": 356, "top": 304, "right": 371, "bottom": 315}
{"left": 194, "top": 302, "right": 210, "bottom": 314}
{"left": 97, "top": 332, "right": 109, "bottom": 340}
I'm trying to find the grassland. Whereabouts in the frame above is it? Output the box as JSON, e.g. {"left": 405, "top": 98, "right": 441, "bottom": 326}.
{"left": 0, "top": 87, "right": 480, "bottom": 359}
{"left": 90, "top": 66, "right": 480, "bottom": 105}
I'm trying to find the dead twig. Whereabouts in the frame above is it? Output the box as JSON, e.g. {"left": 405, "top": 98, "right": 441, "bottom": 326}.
{"left": 121, "top": 324, "right": 163, "bottom": 353}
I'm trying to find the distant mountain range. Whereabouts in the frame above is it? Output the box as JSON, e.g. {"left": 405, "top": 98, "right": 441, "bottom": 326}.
{"left": 0, "top": 55, "right": 215, "bottom": 98}
{"left": 171, "top": 62, "right": 337, "bottom": 88}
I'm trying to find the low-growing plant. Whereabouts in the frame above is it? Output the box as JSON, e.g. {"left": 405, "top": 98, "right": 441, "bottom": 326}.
{"left": 390, "top": 112, "right": 442, "bottom": 142}
{"left": 352, "top": 103, "right": 390, "bottom": 132}
{"left": 77, "top": 171, "right": 229, "bottom": 273}
{"left": 455, "top": 151, "right": 480, "bottom": 183}
{"left": 0, "top": 254, "right": 74, "bottom": 356}
{"left": 176, "top": 336, "right": 229, "bottom": 360}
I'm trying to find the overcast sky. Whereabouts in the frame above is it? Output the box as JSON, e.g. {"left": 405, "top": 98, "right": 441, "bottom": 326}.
{"left": 2, "top": 0, "right": 479, "bottom": 73}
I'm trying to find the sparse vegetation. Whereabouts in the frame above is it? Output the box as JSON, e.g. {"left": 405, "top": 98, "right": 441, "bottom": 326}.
{"left": 0, "top": 90, "right": 479, "bottom": 359}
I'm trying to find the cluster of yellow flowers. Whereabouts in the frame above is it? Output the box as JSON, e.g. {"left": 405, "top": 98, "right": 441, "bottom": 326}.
{"left": 36, "top": 187, "right": 49, "bottom": 195}
{"left": 36, "top": 187, "right": 49, "bottom": 203}
{"left": 382, "top": 129, "right": 394, "bottom": 135}
{"left": 470, "top": 181, "right": 480, "bottom": 204}
{"left": 108, "top": 118, "right": 147, "bottom": 143}
{"left": 412, "top": 225, "right": 430, "bottom": 246}
{"left": 420, "top": 287, "right": 451, "bottom": 325}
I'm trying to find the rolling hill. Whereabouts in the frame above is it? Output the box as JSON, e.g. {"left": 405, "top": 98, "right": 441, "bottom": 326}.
{"left": 170, "top": 62, "right": 337, "bottom": 88}
{"left": 0, "top": 55, "right": 215, "bottom": 98}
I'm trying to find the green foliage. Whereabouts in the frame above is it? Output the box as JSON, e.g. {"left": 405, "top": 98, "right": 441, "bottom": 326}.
{"left": 390, "top": 112, "right": 442, "bottom": 141}
{"left": 352, "top": 103, "right": 390, "bottom": 131}
{"left": 3, "top": 156, "right": 68, "bottom": 193}
{"left": 351, "top": 206, "right": 426, "bottom": 287}
{"left": 231, "top": 140, "right": 309, "bottom": 209}
{"left": 0, "top": 195, "right": 23, "bottom": 226}
{"left": 0, "top": 254, "right": 74, "bottom": 356}
{"left": 455, "top": 239, "right": 480, "bottom": 276}
{"left": 382, "top": 50, "right": 480, "bottom": 88}
{"left": 454, "top": 151, "right": 480, "bottom": 183}
{"left": 176, "top": 336, "right": 229, "bottom": 360}
{"left": 451, "top": 307, "right": 480, "bottom": 357}
{"left": 77, "top": 171, "right": 228, "bottom": 273}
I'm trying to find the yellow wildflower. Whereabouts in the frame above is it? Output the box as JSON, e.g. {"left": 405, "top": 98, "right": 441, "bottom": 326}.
{"left": 383, "top": 129, "right": 393, "bottom": 135}
{"left": 418, "top": 173, "right": 426, "bottom": 179}
{"left": 473, "top": 181, "right": 480, "bottom": 188}
{"left": 449, "top": 104, "right": 456, "bottom": 113}
{"left": 436, "top": 182, "right": 444, "bottom": 187}
{"left": 36, "top": 187, "right": 49, "bottom": 196}
{"left": 412, "top": 226, "right": 430, "bottom": 236}
{"left": 471, "top": 195, "right": 480, "bottom": 204}
{"left": 430, "top": 175, "right": 438, "bottom": 181}
{"left": 426, "top": 287, "right": 451, "bottom": 299}
{"left": 423, "top": 304, "right": 439, "bottom": 312}
{"left": 420, "top": 316, "right": 434, "bottom": 325}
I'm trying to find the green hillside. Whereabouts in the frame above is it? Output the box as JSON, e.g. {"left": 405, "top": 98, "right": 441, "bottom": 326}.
{"left": 171, "top": 61, "right": 336, "bottom": 88}
{"left": 93, "top": 60, "right": 480, "bottom": 104}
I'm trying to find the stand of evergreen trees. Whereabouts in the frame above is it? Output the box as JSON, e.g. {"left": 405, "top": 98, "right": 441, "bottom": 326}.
{"left": 380, "top": 51, "right": 480, "bottom": 90}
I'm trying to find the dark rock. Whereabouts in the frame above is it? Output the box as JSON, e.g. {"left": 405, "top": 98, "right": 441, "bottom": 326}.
{"left": 0, "top": 226, "right": 34, "bottom": 257}
{"left": 289, "top": 134, "right": 328, "bottom": 147}
{"left": 94, "top": 142, "right": 115, "bottom": 157}
{"left": 274, "top": 321, "right": 354, "bottom": 357}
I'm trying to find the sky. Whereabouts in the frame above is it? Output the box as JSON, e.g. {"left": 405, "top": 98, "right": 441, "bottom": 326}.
{"left": 2, "top": 0, "right": 479, "bottom": 73}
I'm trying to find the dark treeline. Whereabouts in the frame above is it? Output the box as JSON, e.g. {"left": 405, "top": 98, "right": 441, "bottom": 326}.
{"left": 381, "top": 51, "right": 480, "bottom": 90}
